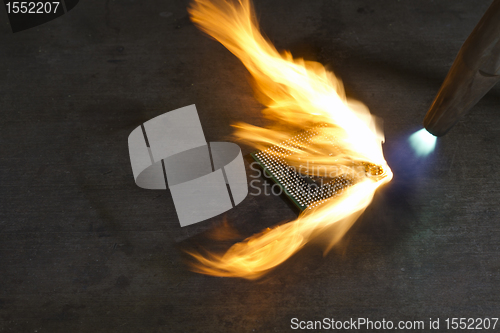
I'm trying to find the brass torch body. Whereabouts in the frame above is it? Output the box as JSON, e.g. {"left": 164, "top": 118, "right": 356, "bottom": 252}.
{"left": 424, "top": 0, "right": 500, "bottom": 137}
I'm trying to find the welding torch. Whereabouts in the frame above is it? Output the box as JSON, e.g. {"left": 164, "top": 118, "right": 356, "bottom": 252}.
{"left": 423, "top": 0, "right": 500, "bottom": 137}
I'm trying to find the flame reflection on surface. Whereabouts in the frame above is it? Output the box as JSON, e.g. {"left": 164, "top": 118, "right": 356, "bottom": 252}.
{"left": 186, "top": 0, "right": 393, "bottom": 279}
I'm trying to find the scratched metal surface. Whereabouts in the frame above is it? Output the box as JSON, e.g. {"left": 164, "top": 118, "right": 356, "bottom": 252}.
{"left": 0, "top": 0, "right": 499, "bottom": 332}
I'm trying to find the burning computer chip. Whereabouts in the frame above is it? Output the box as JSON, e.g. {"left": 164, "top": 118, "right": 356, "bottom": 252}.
{"left": 251, "top": 126, "right": 385, "bottom": 211}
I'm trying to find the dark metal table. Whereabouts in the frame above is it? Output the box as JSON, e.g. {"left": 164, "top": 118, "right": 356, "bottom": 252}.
{"left": 0, "top": 0, "right": 499, "bottom": 331}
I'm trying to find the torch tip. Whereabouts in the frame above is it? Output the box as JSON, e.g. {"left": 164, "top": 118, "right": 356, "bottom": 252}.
{"left": 409, "top": 128, "right": 437, "bottom": 157}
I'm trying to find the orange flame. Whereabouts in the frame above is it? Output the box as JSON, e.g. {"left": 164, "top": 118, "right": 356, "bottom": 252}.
{"left": 186, "top": 0, "right": 393, "bottom": 279}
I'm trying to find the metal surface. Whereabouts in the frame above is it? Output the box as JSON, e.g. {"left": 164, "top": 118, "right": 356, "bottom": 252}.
{"left": 0, "top": 1, "right": 499, "bottom": 332}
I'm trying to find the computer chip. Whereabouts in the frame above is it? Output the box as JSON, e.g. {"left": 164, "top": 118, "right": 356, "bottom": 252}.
{"left": 250, "top": 126, "right": 383, "bottom": 211}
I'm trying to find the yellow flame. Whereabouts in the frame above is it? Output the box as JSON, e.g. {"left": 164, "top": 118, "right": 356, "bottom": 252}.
{"left": 186, "top": 0, "right": 393, "bottom": 279}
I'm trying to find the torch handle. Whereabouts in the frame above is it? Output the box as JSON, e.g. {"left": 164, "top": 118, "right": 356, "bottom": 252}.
{"left": 424, "top": 0, "right": 500, "bottom": 136}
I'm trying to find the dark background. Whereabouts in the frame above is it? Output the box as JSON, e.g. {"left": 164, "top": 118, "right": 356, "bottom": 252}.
{"left": 1, "top": 0, "right": 499, "bottom": 332}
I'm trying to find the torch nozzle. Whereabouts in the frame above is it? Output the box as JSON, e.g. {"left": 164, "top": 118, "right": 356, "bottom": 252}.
{"left": 423, "top": 0, "right": 500, "bottom": 137}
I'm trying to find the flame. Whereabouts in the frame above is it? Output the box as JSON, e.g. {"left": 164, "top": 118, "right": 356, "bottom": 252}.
{"left": 409, "top": 128, "right": 437, "bottom": 157}
{"left": 186, "top": 0, "right": 393, "bottom": 279}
